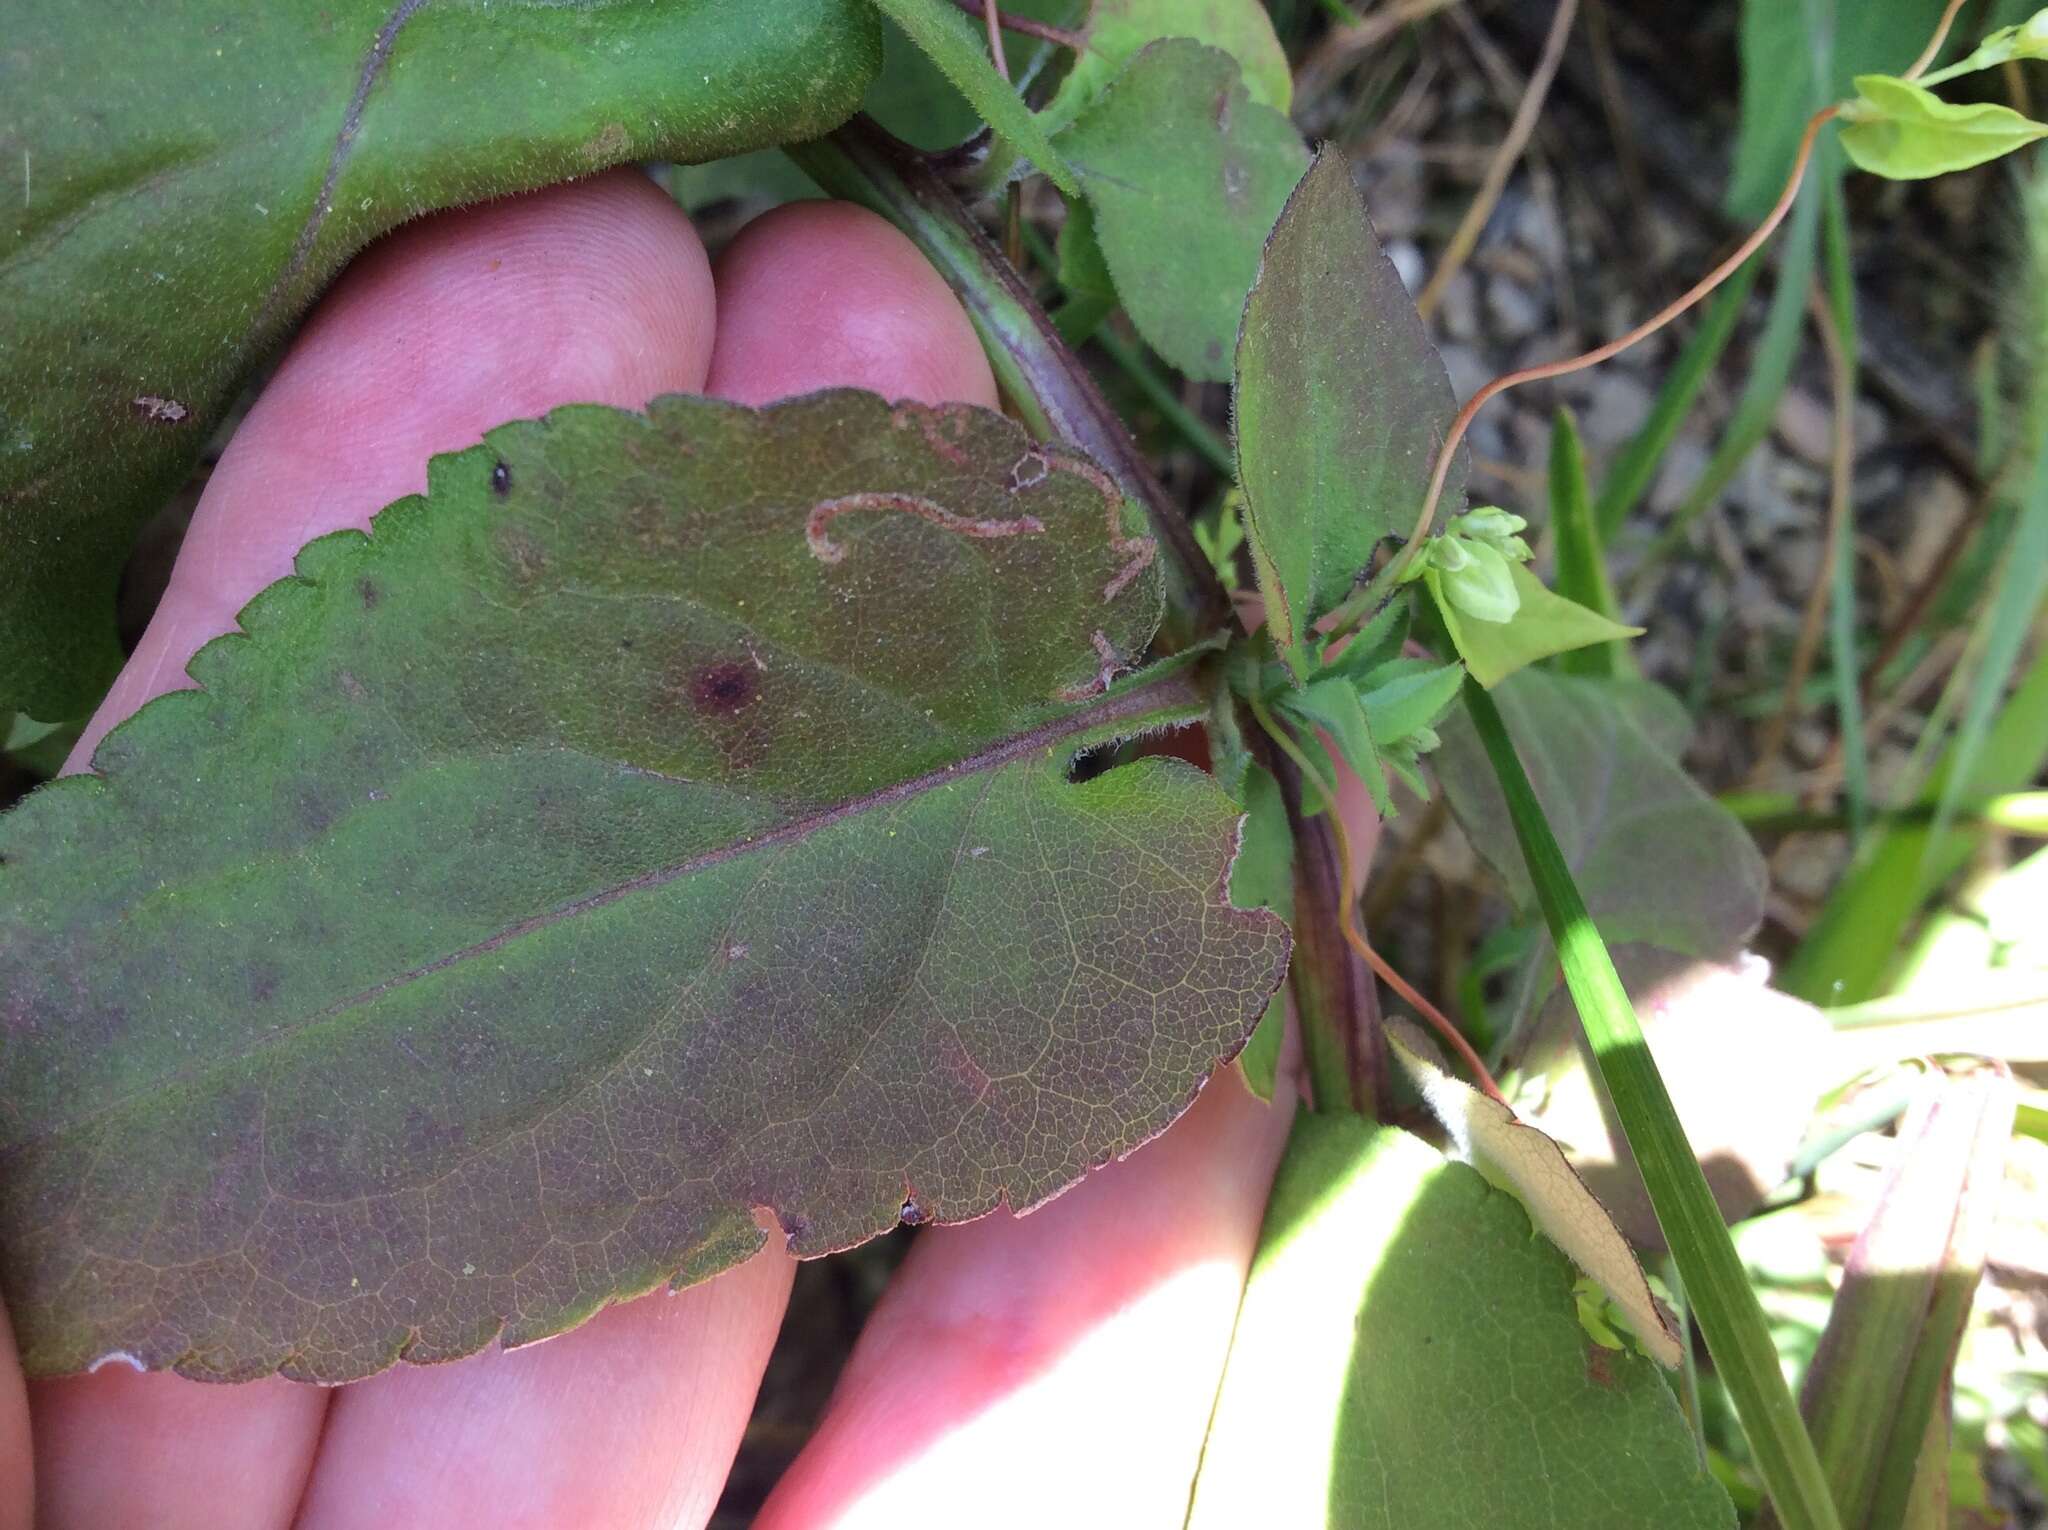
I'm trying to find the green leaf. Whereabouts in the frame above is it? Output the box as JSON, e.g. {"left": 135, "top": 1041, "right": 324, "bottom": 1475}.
{"left": 1517, "top": 948, "right": 1833, "bottom": 1250}
{"left": 1358, "top": 659, "right": 1465, "bottom": 749}
{"left": 1279, "top": 676, "right": 1390, "bottom": 816}
{"left": 1228, "top": 763, "right": 1295, "bottom": 1099}
{"left": 1037, "top": 0, "right": 1292, "bottom": 134}
{"left": 0, "top": 392, "right": 1289, "bottom": 1382}
{"left": 1322, "top": 597, "right": 1414, "bottom": 688}
{"left": 1459, "top": 681, "right": 1843, "bottom": 1530}
{"left": 1922, "top": 359, "right": 2048, "bottom": 864}
{"left": 1387, "top": 1019, "right": 1682, "bottom": 1367}
{"left": 1234, "top": 149, "right": 1465, "bottom": 680}
{"left": 1429, "top": 563, "right": 1641, "bottom": 689}
{"left": 1431, "top": 671, "right": 1768, "bottom": 1045}
{"left": 1188, "top": 1111, "right": 1732, "bottom": 1530}
{"left": 4, "top": 715, "right": 80, "bottom": 782}
{"left": 1548, "top": 409, "right": 1633, "bottom": 680}
{"left": 1059, "top": 39, "right": 1308, "bottom": 382}
{"left": 1055, "top": 199, "right": 1117, "bottom": 303}
{"left": 864, "top": 0, "right": 1081, "bottom": 195}
{"left": 1782, "top": 642, "right": 2048, "bottom": 1006}
{"left": 862, "top": 0, "right": 1085, "bottom": 151}
{"left": 1726, "top": 0, "right": 1944, "bottom": 218}
{"left": 0, "top": 0, "right": 883, "bottom": 722}
{"left": 1839, "top": 73, "right": 2048, "bottom": 179}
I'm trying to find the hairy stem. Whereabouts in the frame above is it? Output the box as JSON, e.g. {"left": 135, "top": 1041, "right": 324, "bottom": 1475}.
{"left": 786, "top": 121, "right": 1230, "bottom": 645}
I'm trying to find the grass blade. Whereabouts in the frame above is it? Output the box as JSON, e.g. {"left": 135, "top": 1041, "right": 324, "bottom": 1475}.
{"left": 1548, "top": 407, "right": 1633, "bottom": 679}
{"left": 1594, "top": 256, "right": 1761, "bottom": 541}
{"left": 1641, "top": 166, "right": 1826, "bottom": 570}
{"left": 1782, "top": 637, "right": 2048, "bottom": 1006}
{"left": 1462, "top": 677, "right": 1843, "bottom": 1530}
{"left": 1821, "top": 179, "right": 1871, "bottom": 841}
{"left": 1755, "top": 1069, "right": 2016, "bottom": 1530}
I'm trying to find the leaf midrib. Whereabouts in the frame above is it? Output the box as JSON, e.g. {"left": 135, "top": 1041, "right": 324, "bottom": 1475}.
{"left": 3, "top": 672, "right": 1197, "bottom": 1161}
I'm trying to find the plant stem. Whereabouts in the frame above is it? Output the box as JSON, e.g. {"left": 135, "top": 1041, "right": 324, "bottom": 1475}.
{"left": 1252, "top": 697, "right": 1499, "bottom": 1104}
{"left": 978, "top": 0, "right": 1010, "bottom": 77}
{"left": 1902, "top": 0, "right": 1971, "bottom": 82}
{"left": 1463, "top": 678, "right": 1843, "bottom": 1530}
{"left": 785, "top": 121, "right": 1231, "bottom": 645}
{"left": 1346, "top": 102, "right": 1841, "bottom": 621}
{"left": 945, "top": 0, "right": 1087, "bottom": 51}
{"left": 1013, "top": 221, "right": 1238, "bottom": 478}
{"left": 1249, "top": 696, "right": 1374, "bottom": 1111}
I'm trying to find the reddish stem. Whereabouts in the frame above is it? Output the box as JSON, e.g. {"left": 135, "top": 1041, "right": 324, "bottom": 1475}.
{"left": 1382, "top": 103, "right": 1842, "bottom": 591}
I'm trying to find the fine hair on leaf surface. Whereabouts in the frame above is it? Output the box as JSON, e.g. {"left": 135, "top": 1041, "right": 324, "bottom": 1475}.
{"left": 0, "top": 390, "right": 1289, "bottom": 1383}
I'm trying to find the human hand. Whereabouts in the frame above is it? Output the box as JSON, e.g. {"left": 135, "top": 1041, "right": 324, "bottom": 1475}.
{"left": 0, "top": 172, "right": 1300, "bottom": 1530}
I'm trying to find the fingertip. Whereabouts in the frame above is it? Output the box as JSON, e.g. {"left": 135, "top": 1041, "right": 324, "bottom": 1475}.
{"left": 706, "top": 201, "right": 997, "bottom": 408}
{"left": 71, "top": 170, "right": 717, "bottom": 768}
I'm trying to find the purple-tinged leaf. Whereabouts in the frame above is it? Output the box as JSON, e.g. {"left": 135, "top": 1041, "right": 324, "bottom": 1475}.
{"left": 0, "top": 392, "right": 1288, "bottom": 1382}
{"left": 1234, "top": 149, "right": 1466, "bottom": 680}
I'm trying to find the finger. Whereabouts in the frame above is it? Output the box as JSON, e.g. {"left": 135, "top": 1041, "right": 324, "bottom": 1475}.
{"left": 702, "top": 199, "right": 998, "bottom": 408}
{"left": 293, "top": 197, "right": 998, "bottom": 1530}
{"left": 757, "top": 1065, "right": 1297, "bottom": 1530}
{"left": 0, "top": 1295, "right": 29, "bottom": 1530}
{"left": 34, "top": 169, "right": 719, "bottom": 1530}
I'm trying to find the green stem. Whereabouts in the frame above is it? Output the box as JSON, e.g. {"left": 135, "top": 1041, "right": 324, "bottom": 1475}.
{"left": 785, "top": 121, "right": 1229, "bottom": 645}
{"left": 1463, "top": 678, "right": 1843, "bottom": 1530}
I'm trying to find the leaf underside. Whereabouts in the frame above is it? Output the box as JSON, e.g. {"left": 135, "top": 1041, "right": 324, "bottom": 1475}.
{"left": 1431, "top": 670, "right": 1767, "bottom": 1047}
{"left": 0, "top": 0, "right": 883, "bottom": 720}
{"left": 0, "top": 392, "right": 1289, "bottom": 1383}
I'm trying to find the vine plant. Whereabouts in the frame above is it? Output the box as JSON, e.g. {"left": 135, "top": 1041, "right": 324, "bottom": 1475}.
{"left": 2, "top": 0, "right": 2043, "bottom": 1525}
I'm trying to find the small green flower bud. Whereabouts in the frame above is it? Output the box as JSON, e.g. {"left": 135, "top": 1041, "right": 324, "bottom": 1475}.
{"left": 1439, "top": 538, "right": 1520, "bottom": 623}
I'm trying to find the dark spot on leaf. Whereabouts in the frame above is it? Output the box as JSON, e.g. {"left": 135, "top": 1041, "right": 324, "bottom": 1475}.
{"left": 357, "top": 578, "right": 380, "bottom": 610}
{"left": 1585, "top": 1344, "right": 1619, "bottom": 1389}
{"left": 618, "top": 637, "right": 634, "bottom": 651}
{"left": 689, "top": 661, "right": 757, "bottom": 717}
{"left": 249, "top": 964, "right": 282, "bottom": 1003}
{"left": 490, "top": 460, "right": 512, "bottom": 497}
{"left": 777, "top": 1210, "right": 811, "bottom": 1248}
{"left": 898, "top": 1196, "right": 927, "bottom": 1227}
{"left": 1205, "top": 338, "right": 1224, "bottom": 366}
